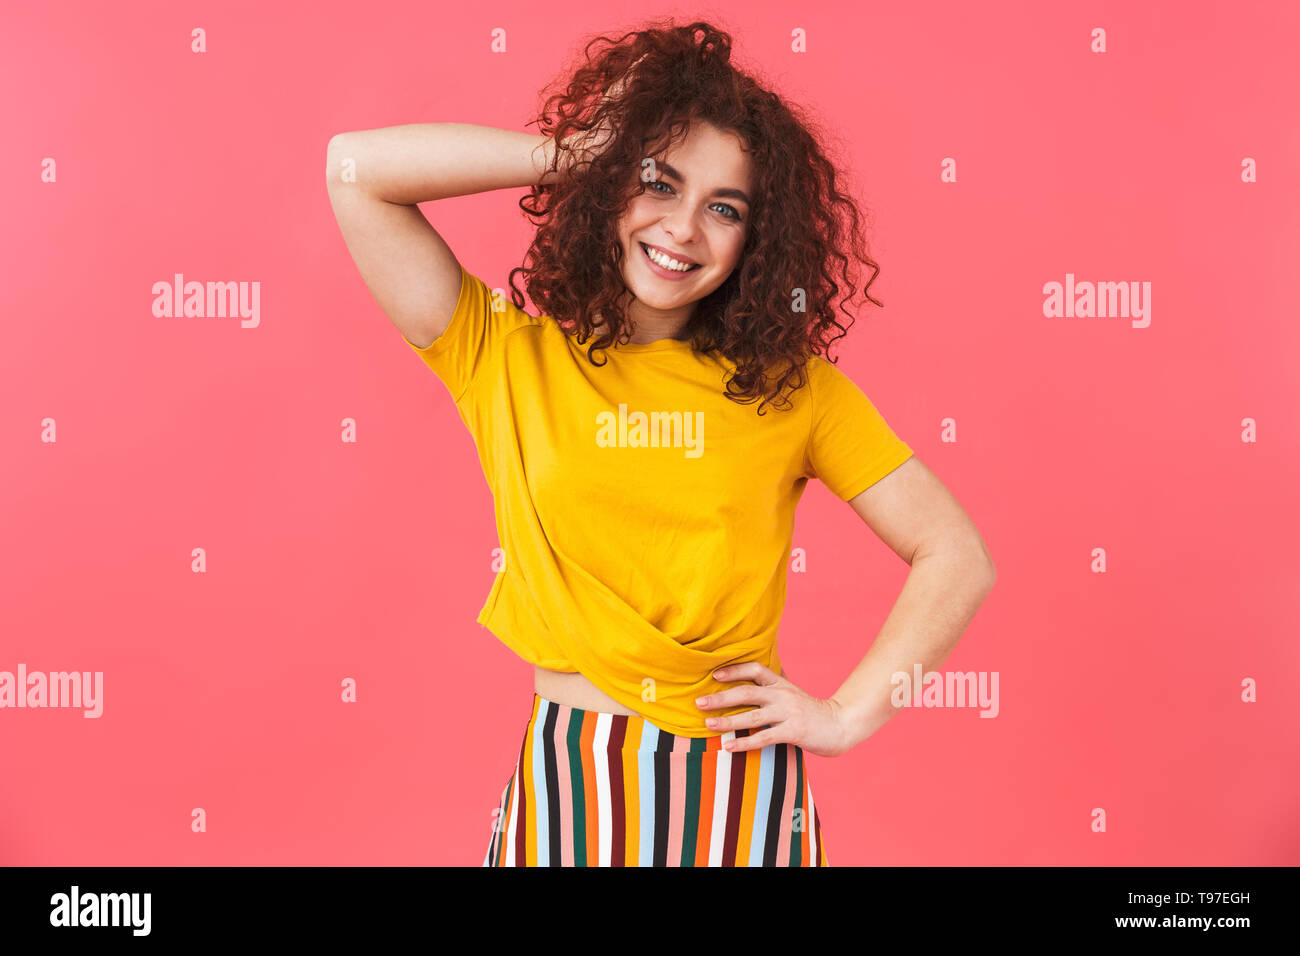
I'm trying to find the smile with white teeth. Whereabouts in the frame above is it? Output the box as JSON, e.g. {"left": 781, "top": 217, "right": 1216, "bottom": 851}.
{"left": 641, "top": 243, "right": 700, "bottom": 272}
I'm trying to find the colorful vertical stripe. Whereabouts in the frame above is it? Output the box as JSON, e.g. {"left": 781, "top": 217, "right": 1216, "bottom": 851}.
{"left": 483, "top": 694, "right": 830, "bottom": 867}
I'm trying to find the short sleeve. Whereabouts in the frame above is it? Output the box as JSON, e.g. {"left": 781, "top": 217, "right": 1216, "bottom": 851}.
{"left": 803, "top": 356, "right": 913, "bottom": 501}
{"left": 404, "top": 265, "right": 541, "bottom": 402}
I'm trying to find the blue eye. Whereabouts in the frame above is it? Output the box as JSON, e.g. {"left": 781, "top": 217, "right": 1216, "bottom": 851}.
{"left": 643, "top": 180, "right": 743, "bottom": 222}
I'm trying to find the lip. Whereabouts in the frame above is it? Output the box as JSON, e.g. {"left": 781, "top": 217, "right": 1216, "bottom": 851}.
{"left": 639, "top": 241, "right": 701, "bottom": 268}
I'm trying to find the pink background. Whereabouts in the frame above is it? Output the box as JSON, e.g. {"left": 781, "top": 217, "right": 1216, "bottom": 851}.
{"left": 3, "top": 0, "right": 1298, "bottom": 866}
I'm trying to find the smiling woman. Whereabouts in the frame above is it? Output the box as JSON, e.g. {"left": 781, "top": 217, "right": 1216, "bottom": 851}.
{"left": 326, "top": 17, "right": 995, "bottom": 867}
{"left": 516, "top": 29, "right": 888, "bottom": 409}
{"left": 591, "top": 121, "right": 755, "bottom": 342}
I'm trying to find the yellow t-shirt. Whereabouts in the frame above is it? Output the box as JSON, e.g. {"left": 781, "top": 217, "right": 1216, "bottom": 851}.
{"left": 407, "top": 264, "right": 913, "bottom": 736}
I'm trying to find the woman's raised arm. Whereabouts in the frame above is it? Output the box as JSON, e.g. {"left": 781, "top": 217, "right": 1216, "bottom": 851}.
{"left": 324, "top": 123, "right": 558, "bottom": 349}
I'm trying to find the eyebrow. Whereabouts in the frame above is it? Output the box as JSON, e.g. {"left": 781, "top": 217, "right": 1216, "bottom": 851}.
{"left": 657, "top": 161, "right": 751, "bottom": 206}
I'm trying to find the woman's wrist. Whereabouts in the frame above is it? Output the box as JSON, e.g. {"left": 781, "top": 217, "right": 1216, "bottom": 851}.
{"left": 831, "top": 688, "right": 900, "bottom": 752}
{"left": 531, "top": 134, "right": 566, "bottom": 186}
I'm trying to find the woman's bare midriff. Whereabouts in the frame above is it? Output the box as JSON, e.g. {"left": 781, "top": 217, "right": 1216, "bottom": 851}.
{"left": 534, "top": 666, "right": 638, "bottom": 715}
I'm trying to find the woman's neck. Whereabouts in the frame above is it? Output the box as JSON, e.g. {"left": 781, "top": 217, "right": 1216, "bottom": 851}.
{"left": 593, "top": 296, "right": 692, "bottom": 344}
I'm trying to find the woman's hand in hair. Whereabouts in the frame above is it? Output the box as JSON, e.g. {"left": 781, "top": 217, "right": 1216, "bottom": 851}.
{"left": 556, "top": 53, "right": 647, "bottom": 173}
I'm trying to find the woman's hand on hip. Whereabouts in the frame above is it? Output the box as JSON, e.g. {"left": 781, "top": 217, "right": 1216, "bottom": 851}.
{"left": 696, "top": 662, "right": 853, "bottom": 758}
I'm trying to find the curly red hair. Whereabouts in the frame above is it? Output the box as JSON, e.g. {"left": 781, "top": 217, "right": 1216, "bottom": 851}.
{"left": 509, "top": 18, "right": 884, "bottom": 415}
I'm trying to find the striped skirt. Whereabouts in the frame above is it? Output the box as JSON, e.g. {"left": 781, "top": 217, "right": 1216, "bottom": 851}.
{"left": 483, "top": 693, "right": 829, "bottom": 866}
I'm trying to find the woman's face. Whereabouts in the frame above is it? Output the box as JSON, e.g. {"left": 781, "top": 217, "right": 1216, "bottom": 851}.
{"left": 615, "top": 120, "right": 753, "bottom": 320}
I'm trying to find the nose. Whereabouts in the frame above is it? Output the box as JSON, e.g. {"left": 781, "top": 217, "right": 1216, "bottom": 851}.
{"left": 660, "top": 205, "right": 699, "bottom": 246}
